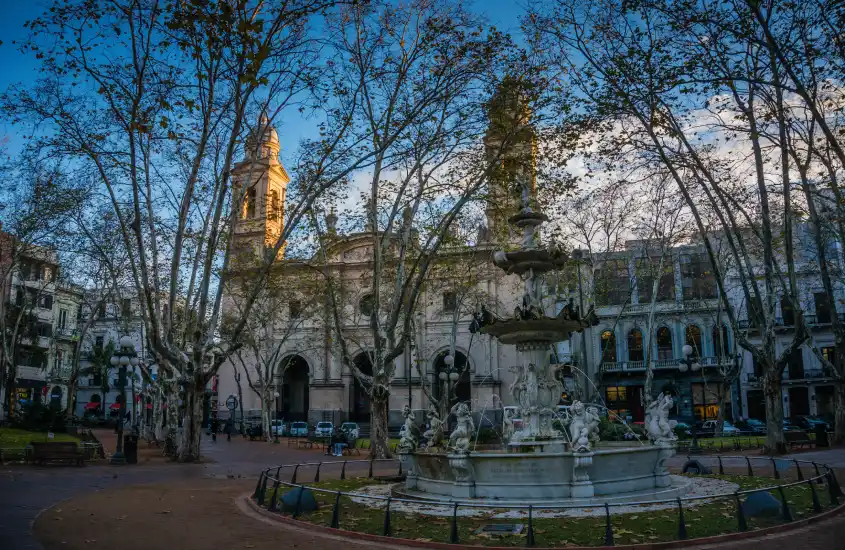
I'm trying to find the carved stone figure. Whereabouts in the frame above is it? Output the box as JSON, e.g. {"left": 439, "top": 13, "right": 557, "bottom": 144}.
{"left": 645, "top": 394, "right": 678, "bottom": 444}
{"left": 397, "top": 404, "right": 419, "bottom": 453}
{"left": 448, "top": 402, "right": 475, "bottom": 454}
{"left": 585, "top": 406, "right": 601, "bottom": 445}
{"left": 502, "top": 407, "right": 515, "bottom": 442}
{"left": 423, "top": 405, "right": 444, "bottom": 450}
{"left": 562, "top": 400, "right": 599, "bottom": 452}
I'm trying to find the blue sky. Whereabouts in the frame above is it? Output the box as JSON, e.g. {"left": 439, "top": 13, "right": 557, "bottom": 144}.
{"left": 0, "top": 0, "right": 528, "bottom": 156}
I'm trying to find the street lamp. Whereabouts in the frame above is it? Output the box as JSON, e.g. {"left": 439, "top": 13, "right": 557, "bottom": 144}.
{"left": 109, "top": 335, "right": 139, "bottom": 465}
{"left": 678, "top": 344, "right": 701, "bottom": 453}
{"left": 439, "top": 353, "right": 460, "bottom": 414}
{"left": 273, "top": 391, "right": 280, "bottom": 444}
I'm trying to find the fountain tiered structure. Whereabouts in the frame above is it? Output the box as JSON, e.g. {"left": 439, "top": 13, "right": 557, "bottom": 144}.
{"left": 398, "top": 187, "right": 685, "bottom": 504}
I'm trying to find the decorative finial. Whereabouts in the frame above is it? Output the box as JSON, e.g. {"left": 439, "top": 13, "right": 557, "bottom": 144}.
{"left": 326, "top": 207, "right": 338, "bottom": 235}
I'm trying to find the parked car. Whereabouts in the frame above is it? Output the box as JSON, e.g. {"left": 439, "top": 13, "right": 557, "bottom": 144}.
{"left": 314, "top": 421, "right": 334, "bottom": 438}
{"left": 736, "top": 418, "right": 767, "bottom": 434}
{"left": 289, "top": 421, "right": 309, "bottom": 437}
{"left": 340, "top": 422, "right": 360, "bottom": 439}
{"left": 697, "top": 420, "right": 740, "bottom": 437}
{"left": 794, "top": 415, "right": 830, "bottom": 432}
{"left": 784, "top": 419, "right": 801, "bottom": 432}
{"left": 673, "top": 421, "right": 693, "bottom": 438}
{"left": 270, "top": 419, "right": 287, "bottom": 437}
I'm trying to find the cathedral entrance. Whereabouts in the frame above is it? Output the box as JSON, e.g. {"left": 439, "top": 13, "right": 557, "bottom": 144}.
{"left": 351, "top": 353, "right": 373, "bottom": 422}
{"left": 434, "top": 350, "right": 471, "bottom": 408}
{"left": 281, "top": 355, "right": 309, "bottom": 421}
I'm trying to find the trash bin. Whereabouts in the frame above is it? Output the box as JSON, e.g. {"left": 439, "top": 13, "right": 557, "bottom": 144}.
{"left": 815, "top": 424, "right": 829, "bottom": 448}
{"left": 124, "top": 434, "right": 139, "bottom": 464}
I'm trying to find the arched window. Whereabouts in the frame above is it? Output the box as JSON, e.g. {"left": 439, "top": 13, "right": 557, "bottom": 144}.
{"left": 712, "top": 325, "right": 730, "bottom": 358}
{"left": 685, "top": 325, "right": 702, "bottom": 358}
{"left": 628, "top": 329, "right": 644, "bottom": 362}
{"left": 600, "top": 330, "right": 617, "bottom": 362}
{"left": 656, "top": 327, "right": 673, "bottom": 361}
{"left": 242, "top": 187, "right": 256, "bottom": 218}
{"left": 269, "top": 190, "right": 280, "bottom": 220}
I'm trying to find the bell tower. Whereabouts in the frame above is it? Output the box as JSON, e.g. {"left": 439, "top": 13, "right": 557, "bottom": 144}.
{"left": 231, "top": 115, "right": 290, "bottom": 266}
{"left": 482, "top": 78, "right": 537, "bottom": 244}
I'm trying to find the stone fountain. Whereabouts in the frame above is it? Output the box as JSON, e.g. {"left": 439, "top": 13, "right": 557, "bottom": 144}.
{"left": 397, "top": 185, "right": 684, "bottom": 504}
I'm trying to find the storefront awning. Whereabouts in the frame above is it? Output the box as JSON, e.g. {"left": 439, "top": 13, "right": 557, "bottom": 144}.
{"left": 109, "top": 402, "right": 122, "bottom": 410}
{"left": 84, "top": 402, "right": 100, "bottom": 410}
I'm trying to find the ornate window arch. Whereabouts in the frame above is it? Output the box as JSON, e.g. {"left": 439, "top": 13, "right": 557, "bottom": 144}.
{"left": 600, "top": 330, "right": 617, "bottom": 362}
{"left": 628, "top": 328, "right": 644, "bottom": 362}
{"left": 656, "top": 326, "right": 673, "bottom": 361}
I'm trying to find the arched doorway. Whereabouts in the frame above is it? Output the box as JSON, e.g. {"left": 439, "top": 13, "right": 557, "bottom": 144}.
{"left": 281, "top": 355, "right": 310, "bottom": 421}
{"left": 433, "top": 350, "right": 471, "bottom": 407}
{"left": 351, "top": 353, "right": 372, "bottom": 422}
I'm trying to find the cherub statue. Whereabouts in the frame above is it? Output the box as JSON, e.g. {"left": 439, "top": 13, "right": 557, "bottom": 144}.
{"left": 448, "top": 401, "right": 475, "bottom": 454}
{"left": 564, "top": 401, "right": 593, "bottom": 452}
{"left": 585, "top": 406, "right": 601, "bottom": 445}
{"left": 397, "top": 404, "right": 419, "bottom": 453}
{"left": 645, "top": 394, "right": 678, "bottom": 444}
{"left": 503, "top": 407, "right": 516, "bottom": 442}
{"left": 423, "top": 405, "right": 444, "bottom": 450}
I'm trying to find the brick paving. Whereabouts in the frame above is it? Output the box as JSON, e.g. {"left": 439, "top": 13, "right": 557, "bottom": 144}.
{"left": 3, "top": 432, "right": 845, "bottom": 550}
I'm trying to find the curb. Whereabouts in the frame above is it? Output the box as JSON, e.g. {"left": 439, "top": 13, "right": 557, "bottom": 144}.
{"left": 241, "top": 492, "right": 845, "bottom": 550}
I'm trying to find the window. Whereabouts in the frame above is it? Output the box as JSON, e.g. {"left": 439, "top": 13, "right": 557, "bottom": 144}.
{"left": 55, "top": 350, "right": 63, "bottom": 370}
{"left": 821, "top": 346, "right": 836, "bottom": 376}
{"left": 628, "top": 329, "right": 644, "bottom": 362}
{"left": 359, "top": 294, "right": 374, "bottom": 317}
{"left": 657, "top": 327, "right": 673, "bottom": 361}
{"left": 636, "top": 257, "right": 675, "bottom": 303}
{"left": 443, "top": 291, "right": 457, "bottom": 313}
{"left": 97, "top": 303, "right": 106, "bottom": 319}
{"left": 58, "top": 308, "right": 68, "bottom": 329}
{"left": 289, "top": 300, "right": 302, "bottom": 319}
{"left": 15, "top": 288, "right": 24, "bottom": 306}
{"left": 38, "top": 295, "right": 53, "bottom": 310}
{"left": 814, "top": 292, "right": 832, "bottom": 323}
{"left": 595, "top": 260, "right": 630, "bottom": 305}
{"left": 269, "top": 190, "right": 281, "bottom": 220}
{"left": 680, "top": 254, "right": 717, "bottom": 300}
{"left": 242, "top": 188, "right": 256, "bottom": 219}
{"left": 43, "top": 266, "right": 53, "bottom": 282}
{"left": 691, "top": 383, "right": 719, "bottom": 421}
{"left": 780, "top": 297, "right": 795, "bottom": 326}
{"left": 121, "top": 298, "right": 131, "bottom": 319}
{"left": 712, "top": 325, "right": 730, "bottom": 358}
{"left": 787, "top": 348, "right": 804, "bottom": 379}
{"left": 605, "top": 386, "right": 630, "bottom": 420}
{"left": 685, "top": 325, "right": 702, "bottom": 357}
{"left": 600, "top": 330, "right": 617, "bottom": 362}
{"left": 95, "top": 335, "right": 104, "bottom": 352}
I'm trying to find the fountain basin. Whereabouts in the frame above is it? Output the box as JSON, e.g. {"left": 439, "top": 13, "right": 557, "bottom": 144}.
{"left": 400, "top": 444, "right": 682, "bottom": 503}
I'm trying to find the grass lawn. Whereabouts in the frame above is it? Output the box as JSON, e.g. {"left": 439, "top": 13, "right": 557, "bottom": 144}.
{"left": 262, "top": 474, "right": 833, "bottom": 547}
{"left": 0, "top": 427, "right": 80, "bottom": 448}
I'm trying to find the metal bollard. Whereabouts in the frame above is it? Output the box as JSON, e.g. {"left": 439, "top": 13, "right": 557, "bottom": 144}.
{"left": 398, "top": 460, "right": 402, "bottom": 477}
{"left": 829, "top": 470, "right": 844, "bottom": 498}
{"left": 341, "top": 460, "right": 347, "bottom": 480}
{"left": 268, "top": 479, "right": 281, "bottom": 512}
{"left": 383, "top": 498, "right": 392, "bottom": 537}
{"left": 718, "top": 456, "right": 724, "bottom": 475}
{"left": 314, "top": 463, "right": 322, "bottom": 483}
{"left": 734, "top": 492, "right": 748, "bottom": 531}
{"left": 746, "top": 456, "right": 754, "bottom": 477}
{"left": 777, "top": 486, "right": 793, "bottom": 522}
{"left": 808, "top": 480, "right": 823, "bottom": 513}
{"left": 450, "top": 503, "right": 459, "bottom": 543}
{"left": 771, "top": 457, "right": 780, "bottom": 480}
{"left": 604, "top": 503, "right": 614, "bottom": 546}
{"left": 526, "top": 505, "right": 535, "bottom": 547}
{"left": 257, "top": 473, "right": 269, "bottom": 506}
{"left": 290, "top": 464, "right": 300, "bottom": 485}
{"left": 677, "top": 498, "right": 688, "bottom": 540}
{"left": 330, "top": 492, "right": 341, "bottom": 529}
{"left": 827, "top": 472, "right": 840, "bottom": 505}
{"left": 368, "top": 459, "right": 374, "bottom": 478}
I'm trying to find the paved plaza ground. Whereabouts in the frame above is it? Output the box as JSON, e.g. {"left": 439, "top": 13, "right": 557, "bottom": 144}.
{"left": 3, "top": 432, "right": 845, "bottom": 550}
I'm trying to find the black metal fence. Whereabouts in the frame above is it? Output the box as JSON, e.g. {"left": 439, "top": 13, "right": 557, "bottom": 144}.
{"left": 251, "top": 455, "right": 844, "bottom": 547}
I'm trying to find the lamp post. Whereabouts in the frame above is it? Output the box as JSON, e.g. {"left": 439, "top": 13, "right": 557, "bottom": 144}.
{"left": 678, "top": 344, "right": 701, "bottom": 453}
{"left": 109, "top": 335, "right": 139, "bottom": 465}
{"left": 273, "top": 391, "right": 280, "bottom": 443}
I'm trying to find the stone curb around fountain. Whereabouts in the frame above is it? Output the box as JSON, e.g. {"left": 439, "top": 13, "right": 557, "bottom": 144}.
{"left": 240, "top": 490, "right": 845, "bottom": 550}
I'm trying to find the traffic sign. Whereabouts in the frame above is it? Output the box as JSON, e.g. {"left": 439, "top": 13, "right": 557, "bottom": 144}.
{"left": 225, "top": 395, "right": 238, "bottom": 410}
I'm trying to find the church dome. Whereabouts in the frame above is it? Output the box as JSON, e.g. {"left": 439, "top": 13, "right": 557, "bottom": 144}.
{"left": 245, "top": 113, "right": 281, "bottom": 161}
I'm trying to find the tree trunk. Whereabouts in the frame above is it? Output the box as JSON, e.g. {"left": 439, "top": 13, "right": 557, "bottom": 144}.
{"left": 65, "top": 375, "right": 78, "bottom": 420}
{"left": 763, "top": 375, "right": 787, "bottom": 454}
{"left": 177, "top": 378, "right": 204, "bottom": 462}
{"left": 833, "top": 380, "right": 845, "bottom": 445}
{"left": 369, "top": 388, "right": 391, "bottom": 459}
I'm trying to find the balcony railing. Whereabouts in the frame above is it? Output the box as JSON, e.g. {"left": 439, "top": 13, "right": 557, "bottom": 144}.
{"left": 50, "top": 366, "right": 73, "bottom": 380}
{"left": 601, "top": 356, "right": 731, "bottom": 373}
{"left": 783, "top": 368, "right": 836, "bottom": 383}
{"left": 54, "top": 327, "right": 78, "bottom": 340}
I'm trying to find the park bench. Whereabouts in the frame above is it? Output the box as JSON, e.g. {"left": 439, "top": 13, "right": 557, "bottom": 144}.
{"left": 785, "top": 430, "right": 814, "bottom": 449}
{"left": 28, "top": 442, "right": 84, "bottom": 466}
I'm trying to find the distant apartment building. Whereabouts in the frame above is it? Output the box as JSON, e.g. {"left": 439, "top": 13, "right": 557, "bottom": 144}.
{"left": 0, "top": 232, "right": 83, "bottom": 418}
{"left": 572, "top": 222, "right": 843, "bottom": 423}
